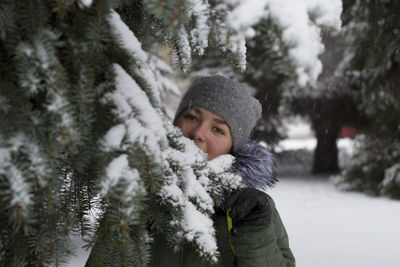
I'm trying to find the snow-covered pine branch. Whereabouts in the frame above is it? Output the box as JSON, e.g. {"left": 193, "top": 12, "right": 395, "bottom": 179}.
{"left": 223, "top": 0, "right": 342, "bottom": 85}
{"left": 100, "top": 61, "right": 242, "bottom": 260}
{"left": 144, "top": 0, "right": 342, "bottom": 85}
{"left": 160, "top": 124, "right": 243, "bottom": 262}
{"left": 108, "top": 10, "right": 163, "bottom": 108}
{"left": 187, "top": 0, "right": 211, "bottom": 55}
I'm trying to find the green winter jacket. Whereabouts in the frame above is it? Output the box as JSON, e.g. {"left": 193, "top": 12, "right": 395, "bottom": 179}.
{"left": 149, "top": 194, "right": 295, "bottom": 267}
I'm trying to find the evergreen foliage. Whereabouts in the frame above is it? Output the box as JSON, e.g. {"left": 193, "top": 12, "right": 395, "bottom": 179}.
{"left": 335, "top": 0, "right": 400, "bottom": 199}
{"left": 0, "top": 0, "right": 341, "bottom": 265}
{"left": 243, "top": 19, "right": 293, "bottom": 146}
{"left": 0, "top": 0, "right": 236, "bottom": 265}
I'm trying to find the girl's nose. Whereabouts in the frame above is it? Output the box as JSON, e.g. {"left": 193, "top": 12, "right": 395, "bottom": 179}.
{"left": 191, "top": 124, "right": 206, "bottom": 142}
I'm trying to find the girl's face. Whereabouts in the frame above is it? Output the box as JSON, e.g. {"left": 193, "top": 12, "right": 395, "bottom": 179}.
{"left": 176, "top": 107, "right": 232, "bottom": 160}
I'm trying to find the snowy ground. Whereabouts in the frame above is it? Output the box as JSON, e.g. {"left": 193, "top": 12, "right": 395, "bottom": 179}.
{"left": 67, "top": 120, "right": 400, "bottom": 267}
{"left": 271, "top": 120, "right": 400, "bottom": 267}
{"left": 269, "top": 175, "right": 400, "bottom": 267}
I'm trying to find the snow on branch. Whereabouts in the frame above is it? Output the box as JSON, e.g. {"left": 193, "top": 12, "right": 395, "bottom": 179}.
{"left": 78, "top": 0, "right": 93, "bottom": 9}
{"left": 15, "top": 32, "right": 80, "bottom": 146}
{"left": 141, "top": 0, "right": 341, "bottom": 85}
{"left": 159, "top": 125, "right": 243, "bottom": 261}
{"left": 101, "top": 63, "right": 167, "bottom": 158}
{"left": 99, "top": 64, "right": 169, "bottom": 221}
{"left": 380, "top": 163, "right": 400, "bottom": 196}
{"left": 108, "top": 10, "right": 162, "bottom": 107}
{"left": 100, "top": 154, "right": 146, "bottom": 220}
{"left": 7, "top": 165, "right": 32, "bottom": 209}
{"left": 223, "top": 0, "right": 342, "bottom": 85}
{"left": 0, "top": 134, "right": 34, "bottom": 224}
{"left": 99, "top": 62, "right": 168, "bottom": 224}
{"left": 187, "top": 0, "right": 210, "bottom": 55}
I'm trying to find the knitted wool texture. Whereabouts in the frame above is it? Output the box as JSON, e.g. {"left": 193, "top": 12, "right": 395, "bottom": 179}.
{"left": 174, "top": 75, "right": 262, "bottom": 152}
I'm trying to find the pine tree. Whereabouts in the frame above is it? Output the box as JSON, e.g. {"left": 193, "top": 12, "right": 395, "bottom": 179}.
{"left": 333, "top": 0, "right": 400, "bottom": 199}
{"left": 0, "top": 0, "right": 341, "bottom": 265}
{"left": 289, "top": 33, "right": 364, "bottom": 174}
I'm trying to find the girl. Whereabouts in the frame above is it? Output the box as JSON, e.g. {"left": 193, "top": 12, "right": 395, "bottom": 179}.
{"left": 150, "top": 75, "right": 295, "bottom": 266}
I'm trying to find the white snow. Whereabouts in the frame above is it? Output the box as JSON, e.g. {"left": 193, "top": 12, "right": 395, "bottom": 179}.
{"left": 79, "top": 0, "right": 93, "bottom": 8}
{"left": 108, "top": 10, "right": 147, "bottom": 63}
{"left": 158, "top": 137, "right": 224, "bottom": 258}
{"left": 99, "top": 153, "right": 144, "bottom": 221}
{"left": 207, "top": 154, "right": 236, "bottom": 173}
{"left": 1, "top": 135, "right": 35, "bottom": 210}
{"left": 270, "top": 119, "right": 400, "bottom": 267}
{"left": 224, "top": 0, "right": 342, "bottom": 85}
{"left": 178, "top": 25, "right": 192, "bottom": 70}
{"left": 46, "top": 93, "right": 66, "bottom": 112}
{"left": 112, "top": 64, "right": 165, "bottom": 136}
{"left": 149, "top": 55, "right": 181, "bottom": 97}
{"left": 268, "top": 0, "right": 324, "bottom": 86}
{"left": 277, "top": 138, "right": 317, "bottom": 152}
{"left": 284, "top": 117, "right": 314, "bottom": 139}
{"left": 100, "top": 154, "right": 130, "bottom": 196}
{"left": 20, "top": 71, "right": 40, "bottom": 93}
{"left": 226, "top": 0, "right": 269, "bottom": 35}
{"left": 182, "top": 201, "right": 218, "bottom": 260}
{"left": 102, "top": 63, "right": 167, "bottom": 156}
{"left": 8, "top": 166, "right": 32, "bottom": 208}
{"left": 269, "top": 176, "right": 400, "bottom": 267}
{"left": 382, "top": 163, "right": 400, "bottom": 188}
{"left": 305, "top": 0, "right": 342, "bottom": 29}
{"left": 182, "top": 164, "right": 215, "bottom": 212}
{"left": 100, "top": 154, "right": 143, "bottom": 200}
{"left": 156, "top": 126, "right": 244, "bottom": 260}
{"left": 276, "top": 117, "right": 316, "bottom": 151}
{"left": 108, "top": 10, "right": 162, "bottom": 106}
{"left": 101, "top": 123, "right": 125, "bottom": 151}
{"left": 187, "top": 0, "right": 210, "bottom": 55}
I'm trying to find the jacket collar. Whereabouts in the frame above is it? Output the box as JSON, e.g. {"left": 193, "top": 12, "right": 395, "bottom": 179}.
{"left": 232, "top": 140, "right": 277, "bottom": 190}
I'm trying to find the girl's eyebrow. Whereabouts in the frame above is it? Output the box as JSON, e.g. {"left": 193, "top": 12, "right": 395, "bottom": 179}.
{"left": 192, "top": 108, "right": 228, "bottom": 125}
{"left": 213, "top": 118, "right": 228, "bottom": 126}
{"left": 192, "top": 108, "right": 228, "bottom": 126}
{"left": 192, "top": 108, "right": 201, "bottom": 114}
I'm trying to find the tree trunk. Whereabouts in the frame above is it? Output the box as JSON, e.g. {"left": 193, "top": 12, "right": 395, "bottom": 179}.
{"left": 312, "top": 126, "right": 340, "bottom": 174}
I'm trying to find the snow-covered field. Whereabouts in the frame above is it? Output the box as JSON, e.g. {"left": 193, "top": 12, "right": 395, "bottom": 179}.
{"left": 68, "top": 120, "right": 400, "bottom": 267}
{"left": 272, "top": 120, "right": 400, "bottom": 267}
{"left": 269, "top": 176, "right": 400, "bottom": 267}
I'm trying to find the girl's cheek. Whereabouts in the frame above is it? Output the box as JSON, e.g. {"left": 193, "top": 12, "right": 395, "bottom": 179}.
{"left": 207, "top": 137, "right": 220, "bottom": 154}
{"left": 177, "top": 122, "right": 191, "bottom": 137}
{"left": 210, "top": 136, "right": 231, "bottom": 156}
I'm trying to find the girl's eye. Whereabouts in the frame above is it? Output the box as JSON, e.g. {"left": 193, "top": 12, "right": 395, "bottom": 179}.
{"left": 213, "top": 127, "right": 225, "bottom": 135}
{"left": 183, "top": 114, "right": 198, "bottom": 122}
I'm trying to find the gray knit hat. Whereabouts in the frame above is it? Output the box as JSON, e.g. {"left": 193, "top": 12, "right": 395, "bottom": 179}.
{"left": 174, "top": 75, "right": 262, "bottom": 153}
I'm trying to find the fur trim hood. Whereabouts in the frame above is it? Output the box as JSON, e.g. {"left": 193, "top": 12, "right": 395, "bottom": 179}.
{"left": 232, "top": 140, "right": 277, "bottom": 190}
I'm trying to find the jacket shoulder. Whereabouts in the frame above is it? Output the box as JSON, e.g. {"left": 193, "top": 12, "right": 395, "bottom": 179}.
{"left": 266, "top": 193, "right": 296, "bottom": 267}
